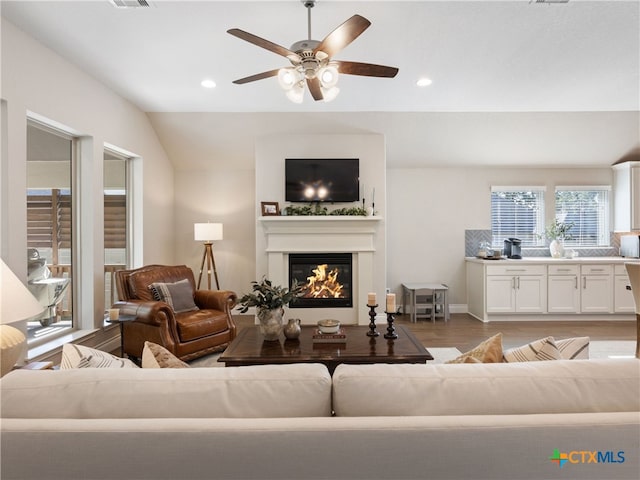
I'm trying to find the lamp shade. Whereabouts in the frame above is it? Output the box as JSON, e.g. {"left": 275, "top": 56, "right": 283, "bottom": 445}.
{"left": 194, "top": 223, "right": 223, "bottom": 242}
{"left": 1, "top": 259, "right": 44, "bottom": 325}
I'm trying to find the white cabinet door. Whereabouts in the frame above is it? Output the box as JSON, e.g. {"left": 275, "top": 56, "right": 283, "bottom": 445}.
{"left": 515, "top": 275, "right": 546, "bottom": 313}
{"left": 486, "top": 276, "right": 515, "bottom": 313}
{"left": 548, "top": 275, "right": 580, "bottom": 313}
{"left": 614, "top": 275, "right": 635, "bottom": 313}
{"left": 581, "top": 275, "right": 613, "bottom": 313}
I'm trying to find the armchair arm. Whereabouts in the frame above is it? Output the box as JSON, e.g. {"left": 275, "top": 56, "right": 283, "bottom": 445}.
{"left": 112, "top": 300, "right": 174, "bottom": 327}
{"left": 194, "top": 290, "right": 238, "bottom": 312}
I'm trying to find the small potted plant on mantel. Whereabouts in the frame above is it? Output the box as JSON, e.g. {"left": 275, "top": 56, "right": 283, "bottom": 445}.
{"left": 542, "top": 219, "right": 574, "bottom": 258}
{"left": 237, "top": 277, "right": 304, "bottom": 341}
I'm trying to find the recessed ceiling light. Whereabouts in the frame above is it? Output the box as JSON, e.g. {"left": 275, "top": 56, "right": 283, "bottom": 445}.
{"left": 201, "top": 79, "right": 216, "bottom": 89}
{"left": 416, "top": 77, "right": 432, "bottom": 87}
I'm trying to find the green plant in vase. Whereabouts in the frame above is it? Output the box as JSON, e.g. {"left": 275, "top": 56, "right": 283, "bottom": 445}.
{"left": 238, "top": 277, "right": 305, "bottom": 341}
{"left": 542, "top": 219, "right": 574, "bottom": 258}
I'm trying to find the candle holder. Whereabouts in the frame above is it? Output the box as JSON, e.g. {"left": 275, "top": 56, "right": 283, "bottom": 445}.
{"left": 366, "top": 304, "right": 379, "bottom": 337}
{"left": 384, "top": 311, "right": 398, "bottom": 340}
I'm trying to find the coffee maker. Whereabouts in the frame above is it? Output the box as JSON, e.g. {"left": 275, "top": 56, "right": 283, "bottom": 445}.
{"left": 503, "top": 238, "right": 522, "bottom": 259}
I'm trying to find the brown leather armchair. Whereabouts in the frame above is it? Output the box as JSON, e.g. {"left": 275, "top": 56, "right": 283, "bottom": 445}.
{"left": 114, "top": 265, "right": 237, "bottom": 362}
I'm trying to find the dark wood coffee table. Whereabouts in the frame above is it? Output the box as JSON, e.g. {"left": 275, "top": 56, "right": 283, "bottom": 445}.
{"left": 219, "top": 325, "right": 433, "bottom": 374}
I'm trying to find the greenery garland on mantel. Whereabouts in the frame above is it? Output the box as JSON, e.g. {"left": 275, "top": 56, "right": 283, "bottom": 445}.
{"left": 284, "top": 203, "right": 368, "bottom": 216}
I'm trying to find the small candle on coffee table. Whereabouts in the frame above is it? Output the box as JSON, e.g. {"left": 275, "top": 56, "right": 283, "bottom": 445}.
{"left": 368, "top": 292, "right": 376, "bottom": 305}
{"left": 386, "top": 293, "right": 396, "bottom": 313}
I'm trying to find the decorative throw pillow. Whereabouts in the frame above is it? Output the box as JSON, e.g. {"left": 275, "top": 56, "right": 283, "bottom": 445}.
{"left": 446, "top": 333, "right": 503, "bottom": 364}
{"left": 61, "top": 343, "right": 139, "bottom": 369}
{"left": 141, "top": 341, "right": 190, "bottom": 368}
{"left": 148, "top": 278, "right": 199, "bottom": 313}
{"left": 556, "top": 336, "right": 590, "bottom": 360}
{"left": 502, "top": 336, "right": 562, "bottom": 362}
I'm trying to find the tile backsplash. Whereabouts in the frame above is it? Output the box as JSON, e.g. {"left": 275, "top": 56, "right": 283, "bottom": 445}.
{"left": 465, "top": 230, "right": 621, "bottom": 258}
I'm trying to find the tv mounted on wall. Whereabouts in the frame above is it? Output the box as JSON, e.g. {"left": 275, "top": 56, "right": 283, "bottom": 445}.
{"left": 285, "top": 158, "right": 359, "bottom": 203}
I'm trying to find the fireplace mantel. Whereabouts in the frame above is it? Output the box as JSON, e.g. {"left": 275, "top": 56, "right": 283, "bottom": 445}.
{"left": 260, "top": 215, "right": 382, "bottom": 325}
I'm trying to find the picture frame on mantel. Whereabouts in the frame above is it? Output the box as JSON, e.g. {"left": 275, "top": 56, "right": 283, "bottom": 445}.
{"left": 261, "top": 201, "right": 280, "bottom": 216}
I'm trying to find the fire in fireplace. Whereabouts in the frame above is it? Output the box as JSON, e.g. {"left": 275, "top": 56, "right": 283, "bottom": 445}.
{"left": 289, "top": 253, "right": 353, "bottom": 308}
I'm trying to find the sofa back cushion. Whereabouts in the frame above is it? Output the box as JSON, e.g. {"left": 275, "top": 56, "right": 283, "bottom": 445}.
{"left": 1, "top": 363, "right": 332, "bottom": 419}
{"left": 332, "top": 358, "right": 640, "bottom": 416}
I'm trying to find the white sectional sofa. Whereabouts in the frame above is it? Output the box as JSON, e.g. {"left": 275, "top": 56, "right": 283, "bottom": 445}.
{"left": 1, "top": 359, "right": 639, "bottom": 480}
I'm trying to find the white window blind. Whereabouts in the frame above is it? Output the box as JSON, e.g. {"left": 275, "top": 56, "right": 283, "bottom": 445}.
{"left": 491, "top": 187, "right": 545, "bottom": 247}
{"left": 555, "top": 186, "right": 610, "bottom": 247}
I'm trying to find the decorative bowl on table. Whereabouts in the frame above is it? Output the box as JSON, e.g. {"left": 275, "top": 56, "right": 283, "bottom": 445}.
{"left": 317, "top": 319, "right": 340, "bottom": 334}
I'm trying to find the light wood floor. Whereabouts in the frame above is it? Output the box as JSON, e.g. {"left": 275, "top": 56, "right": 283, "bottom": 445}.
{"left": 233, "top": 313, "right": 636, "bottom": 352}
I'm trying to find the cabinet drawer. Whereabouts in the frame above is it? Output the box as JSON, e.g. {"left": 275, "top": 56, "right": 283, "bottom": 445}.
{"left": 486, "top": 264, "right": 546, "bottom": 276}
{"left": 581, "top": 264, "right": 613, "bottom": 275}
{"left": 548, "top": 264, "right": 579, "bottom": 275}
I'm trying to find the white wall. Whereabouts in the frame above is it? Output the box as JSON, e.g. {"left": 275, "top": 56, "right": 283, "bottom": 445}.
{"left": 1, "top": 19, "right": 175, "bottom": 323}
{"left": 386, "top": 166, "right": 613, "bottom": 307}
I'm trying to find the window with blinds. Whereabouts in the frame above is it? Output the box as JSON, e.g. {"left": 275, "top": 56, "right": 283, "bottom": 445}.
{"left": 104, "top": 192, "right": 126, "bottom": 249}
{"left": 555, "top": 187, "right": 610, "bottom": 247}
{"left": 491, "top": 187, "right": 545, "bottom": 247}
{"left": 26, "top": 188, "right": 72, "bottom": 263}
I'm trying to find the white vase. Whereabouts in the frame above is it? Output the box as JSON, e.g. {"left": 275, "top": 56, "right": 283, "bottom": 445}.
{"left": 257, "top": 307, "right": 284, "bottom": 341}
{"left": 549, "top": 239, "right": 565, "bottom": 258}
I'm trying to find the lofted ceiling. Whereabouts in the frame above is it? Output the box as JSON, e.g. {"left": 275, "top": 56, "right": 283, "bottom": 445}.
{"left": 2, "top": 0, "right": 638, "bottom": 113}
{"left": 2, "top": 0, "right": 639, "bottom": 168}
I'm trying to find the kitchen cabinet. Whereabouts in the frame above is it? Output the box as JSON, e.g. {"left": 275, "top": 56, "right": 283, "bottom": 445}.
{"left": 579, "top": 265, "right": 613, "bottom": 313}
{"left": 547, "top": 264, "right": 580, "bottom": 313}
{"left": 613, "top": 161, "right": 640, "bottom": 232}
{"left": 485, "top": 265, "right": 546, "bottom": 314}
{"left": 466, "top": 257, "right": 638, "bottom": 322}
{"left": 614, "top": 264, "right": 635, "bottom": 313}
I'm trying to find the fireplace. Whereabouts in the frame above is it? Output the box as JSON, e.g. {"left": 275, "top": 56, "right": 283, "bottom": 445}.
{"left": 289, "top": 253, "right": 353, "bottom": 308}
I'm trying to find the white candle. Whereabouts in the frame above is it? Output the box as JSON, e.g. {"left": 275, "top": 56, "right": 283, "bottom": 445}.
{"left": 368, "top": 292, "right": 376, "bottom": 305}
{"left": 108, "top": 308, "right": 120, "bottom": 321}
{"left": 386, "top": 293, "right": 396, "bottom": 313}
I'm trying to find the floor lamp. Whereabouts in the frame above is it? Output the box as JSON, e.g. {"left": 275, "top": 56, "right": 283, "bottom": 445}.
{"left": 194, "top": 222, "right": 223, "bottom": 290}
{"left": 1, "top": 259, "right": 45, "bottom": 376}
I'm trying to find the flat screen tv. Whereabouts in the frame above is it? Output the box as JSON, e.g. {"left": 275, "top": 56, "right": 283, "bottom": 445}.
{"left": 285, "top": 158, "right": 359, "bottom": 203}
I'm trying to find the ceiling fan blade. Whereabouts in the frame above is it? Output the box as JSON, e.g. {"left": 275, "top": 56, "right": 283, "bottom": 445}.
{"left": 314, "top": 15, "right": 371, "bottom": 59}
{"left": 232, "top": 69, "right": 281, "bottom": 85}
{"left": 306, "top": 77, "right": 324, "bottom": 101}
{"left": 227, "top": 28, "right": 301, "bottom": 63}
{"left": 334, "top": 60, "right": 399, "bottom": 78}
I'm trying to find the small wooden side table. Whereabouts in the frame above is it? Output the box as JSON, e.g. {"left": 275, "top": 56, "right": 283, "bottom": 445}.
{"left": 106, "top": 314, "right": 136, "bottom": 357}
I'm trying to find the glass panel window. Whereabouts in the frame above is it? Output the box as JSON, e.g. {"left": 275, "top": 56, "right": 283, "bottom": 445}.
{"left": 26, "top": 123, "right": 74, "bottom": 343}
{"left": 555, "top": 187, "right": 611, "bottom": 247}
{"left": 104, "top": 150, "right": 128, "bottom": 313}
{"left": 491, "top": 187, "right": 545, "bottom": 247}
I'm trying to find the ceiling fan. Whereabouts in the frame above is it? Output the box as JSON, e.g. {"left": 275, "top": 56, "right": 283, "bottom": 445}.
{"left": 227, "top": 0, "right": 399, "bottom": 103}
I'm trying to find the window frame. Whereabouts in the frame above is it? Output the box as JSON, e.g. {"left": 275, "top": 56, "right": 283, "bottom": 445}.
{"left": 554, "top": 185, "right": 611, "bottom": 248}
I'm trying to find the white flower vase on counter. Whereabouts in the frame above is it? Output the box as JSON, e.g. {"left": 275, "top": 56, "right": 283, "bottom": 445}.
{"left": 257, "top": 307, "right": 284, "bottom": 341}
{"left": 549, "top": 239, "right": 565, "bottom": 258}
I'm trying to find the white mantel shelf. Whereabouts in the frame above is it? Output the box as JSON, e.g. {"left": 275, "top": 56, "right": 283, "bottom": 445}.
{"left": 260, "top": 216, "right": 382, "bottom": 253}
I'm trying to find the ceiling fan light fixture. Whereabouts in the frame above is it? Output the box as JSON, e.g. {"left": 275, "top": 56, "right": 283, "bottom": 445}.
{"left": 321, "top": 86, "right": 340, "bottom": 102}
{"left": 286, "top": 83, "right": 305, "bottom": 103}
{"left": 319, "top": 65, "right": 339, "bottom": 88}
{"left": 278, "top": 68, "right": 297, "bottom": 90}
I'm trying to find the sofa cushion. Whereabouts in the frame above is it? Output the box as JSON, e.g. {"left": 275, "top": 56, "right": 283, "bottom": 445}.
{"left": 503, "top": 336, "right": 561, "bottom": 362}
{"left": 1, "top": 363, "right": 333, "bottom": 419}
{"left": 175, "top": 309, "right": 230, "bottom": 341}
{"left": 142, "top": 341, "right": 190, "bottom": 368}
{"left": 60, "top": 344, "right": 138, "bottom": 369}
{"left": 556, "top": 336, "right": 589, "bottom": 359}
{"left": 149, "top": 279, "right": 199, "bottom": 313}
{"left": 332, "top": 359, "right": 640, "bottom": 417}
{"left": 127, "top": 265, "right": 195, "bottom": 301}
{"left": 446, "top": 332, "right": 503, "bottom": 363}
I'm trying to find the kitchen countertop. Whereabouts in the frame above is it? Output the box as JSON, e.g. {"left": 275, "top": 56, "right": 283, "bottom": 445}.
{"left": 465, "top": 256, "right": 639, "bottom": 265}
